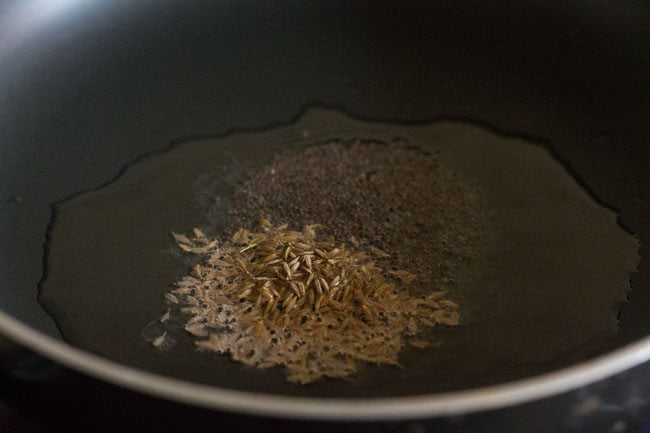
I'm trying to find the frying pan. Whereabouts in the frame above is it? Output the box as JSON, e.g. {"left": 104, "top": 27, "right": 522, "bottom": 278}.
{"left": 1, "top": 0, "right": 650, "bottom": 430}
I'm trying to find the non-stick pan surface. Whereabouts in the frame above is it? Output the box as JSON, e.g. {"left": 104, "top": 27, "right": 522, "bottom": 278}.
{"left": 1, "top": 0, "right": 650, "bottom": 421}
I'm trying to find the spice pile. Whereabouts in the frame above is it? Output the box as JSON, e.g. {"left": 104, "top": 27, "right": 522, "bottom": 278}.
{"left": 227, "top": 140, "right": 482, "bottom": 295}
{"left": 162, "top": 139, "right": 482, "bottom": 383}
{"left": 165, "top": 221, "right": 459, "bottom": 384}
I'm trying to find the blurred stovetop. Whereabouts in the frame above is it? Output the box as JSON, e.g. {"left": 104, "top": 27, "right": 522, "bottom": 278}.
{"left": 1, "top": 336, "right": 420, "bottom": 433}
{"left": 0, "top": 337, "right": 330, "bottom": 433}
{"left": 2, "top": 335, "right": 650, "bottom": 433}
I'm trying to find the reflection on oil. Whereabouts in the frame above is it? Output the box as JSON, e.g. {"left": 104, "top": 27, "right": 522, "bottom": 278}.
{"left": 38, "top": 108, "right": 639, "bottom": 398}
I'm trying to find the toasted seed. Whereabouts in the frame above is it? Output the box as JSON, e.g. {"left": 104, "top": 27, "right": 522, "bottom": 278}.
{"left": 304, "top": 224, "right": 319, "bottom": 238}
{"left": 172, "top": 232, "right": 193, "bottom": 245}
{"left": 240, "top": 243, "right": 258, "bottom": 253}
{"left": 208, "top": 258, "right": 230, "bottom": 267}
{"left": 261, "top": 253, "right": 278, "bottom": 263}
{"left": 389, "top": 270, "right": 417, "bottom": 284}
{"left": 238, "top": 287, "right": 253, "bottom": 298}
{"left": 407, "top": 317, "right": 417, "bottom": 334}
{"left": 439, "top": 299, "right": 459, "bottom": 309}
{"left": 152, "top": 332, "right": 168, "bottom": 348}
{"left": 164, "top": 293, "right": 179, "bottom": 304}
{"left": 159, "top": 309, "right": 171, "bottom": 323}
{"left": 369, "top": 247, "right": 390, "bottom": 258}
{"left": 231, "top": 228, "right": 248, "bottom": 243}
{"left": 319, "top": 277, "right": 330, "bottom": 293}
{"left": 285, "top": 295, "right": 297, "bottom": 312}
{"left": 185, "top": 323, "right": 208, "bottom": 337}
{"left": 260, "top": 285, "right": 274, "bottom": 299}
{"left": 289, "top": 282, "right": 301, "bottom": 297}
{"left": 427, "top": 291, "right": 448, "bottom": 301}
{"left": 177, "top": 243, "right": 194, "bottom": 253}
{"left": 165, "top": 221, "right": 461, "bottom": 385}
{"left": 314, "top": 279, "right": 323, "bottom": 295}
{"left": 233, "top": 259, "right": 246, "bottom": 272}
{"left": 172, "top": 287, "right": 192, "bottom": 295}
{"left": 283, "top": 262, "right": 292, "bottom": 279}
{"left": 315, "top": 294, "right": 325, "bottom": 312}
{"left": 255, "top": 319, "right": 269, "bottom": 340}
{"left": 419, "top": 317, "right": 437, "bottom": 327}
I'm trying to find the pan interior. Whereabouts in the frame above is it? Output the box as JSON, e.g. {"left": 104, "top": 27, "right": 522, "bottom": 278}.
{"left": 37, "top": 108, "right": 639, "bottom": 398}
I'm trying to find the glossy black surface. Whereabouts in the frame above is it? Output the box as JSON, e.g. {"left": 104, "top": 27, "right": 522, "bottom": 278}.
{"left": 1, "top": 0, "right": 650, "bottom": 425}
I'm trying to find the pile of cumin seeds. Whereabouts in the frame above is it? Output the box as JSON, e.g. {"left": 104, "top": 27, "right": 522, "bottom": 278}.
{"left": 165, "top": 221, "right": 460, "bottom": 384}
{"left": 227, "top": 139, "right": 483, "bottom": 296}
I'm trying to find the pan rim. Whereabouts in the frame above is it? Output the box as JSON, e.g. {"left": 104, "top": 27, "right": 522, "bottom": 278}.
{"left": 2, "top": 309, "right": 650, "bottom": 420}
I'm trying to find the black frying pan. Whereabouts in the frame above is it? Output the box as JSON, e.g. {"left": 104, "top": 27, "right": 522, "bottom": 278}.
{"left": 1, "top": 0, "right": 650, "bottom": 431}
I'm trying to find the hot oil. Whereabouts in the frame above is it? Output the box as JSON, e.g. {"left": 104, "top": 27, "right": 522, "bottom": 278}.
{"left": 38, "top": 108, "right": 639, "bottom": 397}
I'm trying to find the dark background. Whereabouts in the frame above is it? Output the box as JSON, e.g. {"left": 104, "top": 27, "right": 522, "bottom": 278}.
{"left": 2, "top": 337, "right": 650, "bottom": 433}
